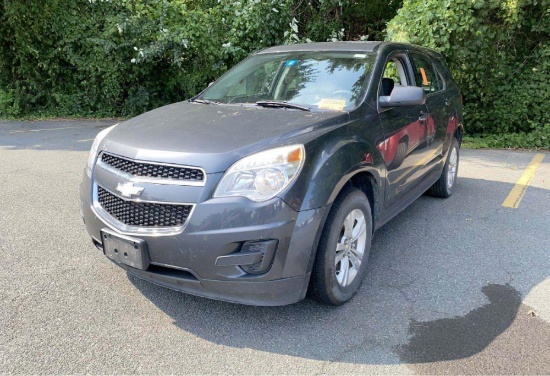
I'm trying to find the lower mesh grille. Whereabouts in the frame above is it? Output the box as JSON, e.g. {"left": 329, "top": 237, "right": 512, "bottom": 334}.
{"left": 97, "top": 186, "right": 192, "bottom": 228}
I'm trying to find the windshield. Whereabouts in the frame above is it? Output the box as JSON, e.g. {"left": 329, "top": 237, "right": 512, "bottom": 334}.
{"left": 199, "top": 51, "right": 376, "bottom": 111}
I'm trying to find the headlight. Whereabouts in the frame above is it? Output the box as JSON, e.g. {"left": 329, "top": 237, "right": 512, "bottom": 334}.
{"left": 86, "top": 124, "right": 117, "bottom": 177}
{"left": 214, "top": 145, "right": 305, "bottom": 202}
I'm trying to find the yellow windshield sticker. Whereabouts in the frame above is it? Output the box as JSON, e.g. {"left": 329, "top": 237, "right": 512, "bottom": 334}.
{"left": 318, "top": 99, "right": 346, "bottom": 111}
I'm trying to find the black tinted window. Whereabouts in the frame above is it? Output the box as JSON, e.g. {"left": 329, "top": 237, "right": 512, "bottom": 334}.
{"left": 433, "top": 60, "right": 449, "bottom": 90}
{"left": 410, "top": 53, "right": 442, "bottom": 93}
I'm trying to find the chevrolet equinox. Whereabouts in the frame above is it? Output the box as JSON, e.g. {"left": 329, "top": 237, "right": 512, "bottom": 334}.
{"left": 80, "top": 42, "right": 464, "bottom": 306}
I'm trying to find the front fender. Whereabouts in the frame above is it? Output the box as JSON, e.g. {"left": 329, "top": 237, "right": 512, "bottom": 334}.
{"left": 281, "top": 117, "right": 385, "bottom": 212}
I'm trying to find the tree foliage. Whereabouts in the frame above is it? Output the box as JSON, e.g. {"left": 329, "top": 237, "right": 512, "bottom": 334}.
{"left": 0, "top": 0, "right": 402, "bottom": 118}
{"left": 387, "top": 0, "right": 550, "bottom": 136}
{"left": 3, "top": 0, "right": 548, "bottom": 145}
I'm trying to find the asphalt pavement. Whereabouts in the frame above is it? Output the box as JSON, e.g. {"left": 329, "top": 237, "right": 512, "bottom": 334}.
{"left": 1, "top": 120, "right": 549, "bottom": 374}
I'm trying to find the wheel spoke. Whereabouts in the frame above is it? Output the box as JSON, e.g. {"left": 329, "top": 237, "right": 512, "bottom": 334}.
{"left": 343, "top": 214, "right": 354, "bottom": 237}
{"left": 348, "top": 252, "right": 361, "bottom": 270}
{"left": 349, "top": 245, "right": 364, "bottom": 259}
{"left": 340, "top": 257, "right": 350, "bottom": 286}
{"left": 351, "top": 216, "right": 366, "bottom": 241}
{"left": 335, "top": 250, "right": 346, "bottom": 264}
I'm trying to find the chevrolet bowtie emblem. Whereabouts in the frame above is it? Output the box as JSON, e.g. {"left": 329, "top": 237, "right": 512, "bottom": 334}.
{"left": 115, "top": 182, "right": 144, "bottom": 198}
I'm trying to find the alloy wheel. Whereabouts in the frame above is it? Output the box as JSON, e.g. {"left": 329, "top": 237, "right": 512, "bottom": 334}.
{"left": 335, "top": 209, "right": 367, "bottom": 287}
{"left": 447, "top": 147, "right": 458, "bottom": 191}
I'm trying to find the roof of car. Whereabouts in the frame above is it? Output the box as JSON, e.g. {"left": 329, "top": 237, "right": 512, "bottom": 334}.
{"left": 256, "top": 42, "right": 444, "bottom": 59}
{"left": 257, "top": 41, "right": 384, "bottom": 54}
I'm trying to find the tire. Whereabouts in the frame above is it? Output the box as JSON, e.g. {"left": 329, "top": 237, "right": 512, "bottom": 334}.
{"left": 310, "top": 187, "right": 373, "bottom": 305}
{"left": 428, "top": 137, "right": 460, "bottom": 198}
{"left": 387, "top": 141, "right": 407, "bottom": 171}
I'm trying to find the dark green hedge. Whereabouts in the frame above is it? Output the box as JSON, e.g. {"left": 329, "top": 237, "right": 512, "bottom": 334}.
{"left": 0, "top": 0, "right": 401, "bottom": 118}
{"left": 0, "top": 0, "right": 395, "bottom": 118}
{"left": 1, "top": 0, "right": 548, "bottom": 147}
{"left": 387, "top": 0, "right": 550, "bottom": 140}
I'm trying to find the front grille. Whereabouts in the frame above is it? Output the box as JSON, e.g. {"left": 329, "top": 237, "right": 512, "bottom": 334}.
{"left": 97, "top": 186, "right": 192, "bottom": 228}
{"left": 101, "top": 153, "right": 204, "bottom": 182}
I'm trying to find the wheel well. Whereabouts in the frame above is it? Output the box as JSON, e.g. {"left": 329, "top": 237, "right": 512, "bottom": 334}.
{"left": 305, "top": 171, "right": 379, "bottom": 280}
{"left": 346, "top": 172, "right": 379, "bottom": 232}
{"left": 399, "top": 134, "right": 409, "bottom": 145}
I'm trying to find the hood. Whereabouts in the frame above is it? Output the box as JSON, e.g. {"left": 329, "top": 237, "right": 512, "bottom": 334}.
{"left": 101, "top": 101, "right": 348, "bottom": 173}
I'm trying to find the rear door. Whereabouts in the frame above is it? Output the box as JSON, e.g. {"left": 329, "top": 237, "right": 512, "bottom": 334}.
{"left": 432, "top": 58, "right": 463, "bottom": 156}
{"left": 409, "top": 52, "right": 447, "bottom": 168}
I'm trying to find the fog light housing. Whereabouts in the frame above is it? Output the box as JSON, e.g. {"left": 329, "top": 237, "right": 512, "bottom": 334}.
{"left": 240, "top": 239, "right": 278, "bottom": 274}
{"left": 215, "top": 239, "right": 278, "bottom": 275}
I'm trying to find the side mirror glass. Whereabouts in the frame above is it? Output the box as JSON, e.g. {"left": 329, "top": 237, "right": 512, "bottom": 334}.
{"left": 380, "top": 86, "right": 426, "bottom": 107}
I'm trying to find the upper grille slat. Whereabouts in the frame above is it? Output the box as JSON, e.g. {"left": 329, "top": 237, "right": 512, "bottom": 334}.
{"left": 98, "top": 186, "right": 192, "bottom": 228}
{"left": 101, "top": 153, "right": 204, "bottom": 182}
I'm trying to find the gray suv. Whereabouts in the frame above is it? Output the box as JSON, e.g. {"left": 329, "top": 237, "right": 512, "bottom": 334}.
{"left": 81, "top": 42, "right": 464, "bottom": 306}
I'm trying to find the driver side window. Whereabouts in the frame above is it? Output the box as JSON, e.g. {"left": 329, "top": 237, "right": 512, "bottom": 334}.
{"left": 383, "top": 61, "right": 402, "bottom": 85}
{"left": 380, "top": 57, "right": 409, "bottom": 97}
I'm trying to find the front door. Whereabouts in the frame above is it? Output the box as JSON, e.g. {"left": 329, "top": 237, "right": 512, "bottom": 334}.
{"left": 377, "top": 54, "right": 432, "bottom": 208}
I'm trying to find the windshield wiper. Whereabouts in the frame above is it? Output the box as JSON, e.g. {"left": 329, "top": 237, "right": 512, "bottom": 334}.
{"left": 255, "top": 100, "right": 311, "bottom": 112}
{"left": 190, "top": 98, "right": 220, "bottom": 105}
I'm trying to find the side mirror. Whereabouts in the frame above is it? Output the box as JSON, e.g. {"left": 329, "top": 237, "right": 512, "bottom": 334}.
{"left": 379, "top": 86, "right": 426, "bottom": 107}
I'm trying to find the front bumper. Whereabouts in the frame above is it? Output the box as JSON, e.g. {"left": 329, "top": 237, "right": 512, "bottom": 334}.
{"left": 112, "top": 259, "right": 311, "bottom": 306}
{"left": 81, "top": 171, "right": 328, "bottom": 306}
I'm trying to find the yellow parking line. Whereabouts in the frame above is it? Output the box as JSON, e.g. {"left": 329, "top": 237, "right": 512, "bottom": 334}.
{"left": 502, "top": 153, "right": 545, "bottom": 208}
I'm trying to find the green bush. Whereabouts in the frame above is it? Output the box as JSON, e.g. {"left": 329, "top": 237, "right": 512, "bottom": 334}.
{"left": 463, "top": 124, "right": 550, "bottom": 150}
{"left": 0, "top": 89, "right": 21, "bottom": 117}
{"left": 0, "top": 0, "right": 296, "bottom": 118}
{"left": 387, "top": 0, "right": 550, "bottom": 137}
{"left": 288, "top": 0, "right": 403, "bottom": 43}
{"left": 0, "top": 0, "right": 402, "bottom": 119}
{"left": 3, "top": 0, "right": 548, "bottom": 150}
{"left": 0, "top": 0, "right": 156, "bottom": 117}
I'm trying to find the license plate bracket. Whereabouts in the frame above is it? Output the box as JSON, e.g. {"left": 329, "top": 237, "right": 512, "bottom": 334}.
{"left": 101, "top": 229, "right": 150, "bottom": 270}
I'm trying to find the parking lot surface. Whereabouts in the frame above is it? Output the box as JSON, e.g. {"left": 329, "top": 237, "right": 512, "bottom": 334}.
{"left": 1, "top": 120, "right": 549, "bottom": 374}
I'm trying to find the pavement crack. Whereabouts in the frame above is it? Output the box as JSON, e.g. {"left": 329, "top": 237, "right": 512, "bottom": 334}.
{"left": 316, "top": 338, "right": 382, "bottom": 374}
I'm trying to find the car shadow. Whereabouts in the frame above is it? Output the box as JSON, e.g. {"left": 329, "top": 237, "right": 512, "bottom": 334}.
{"left": 128, "top": 176, "right": 550, "bottom": 365}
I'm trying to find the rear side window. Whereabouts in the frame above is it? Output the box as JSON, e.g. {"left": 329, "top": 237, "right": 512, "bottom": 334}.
{"left": 433, "top": 59, "right": 452, "bottom": 90}
{"left": 410, "top": 53, "right": 442, "bottom": 93}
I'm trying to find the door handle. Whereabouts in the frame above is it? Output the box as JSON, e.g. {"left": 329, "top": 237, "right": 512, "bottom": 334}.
{"left": 419, "top": 111, "right": 428, "bottom": 123}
